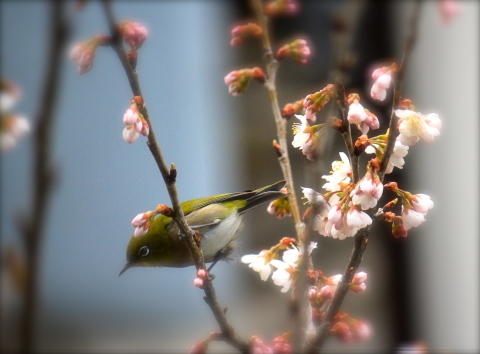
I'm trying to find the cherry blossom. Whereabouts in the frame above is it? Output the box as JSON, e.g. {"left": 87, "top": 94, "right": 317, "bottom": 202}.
{"left": 322, "top": 152, "right": 352, "bottom": 192}
{"left": 395, "top": 109, "right": 442, "bottom": 146}
{"left": 241, "top": 251, "right": 275, "bottom": 281}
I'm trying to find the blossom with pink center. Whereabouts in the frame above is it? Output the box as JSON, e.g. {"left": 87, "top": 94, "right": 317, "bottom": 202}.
{"left": 395, "top": 109, "right": 441, "bottom": 146}
{"left": 241, "top": 250, "right": 274, "bottom": 281}
{"left": 121, "top": 22, "right": 148, "bottom": 49}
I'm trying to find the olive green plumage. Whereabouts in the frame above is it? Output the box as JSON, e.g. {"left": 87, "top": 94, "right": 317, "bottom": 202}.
{"left": 120, "top": 180, "right": 286, "bottom": 275}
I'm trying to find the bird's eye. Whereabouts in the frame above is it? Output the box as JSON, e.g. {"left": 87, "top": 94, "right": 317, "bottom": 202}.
{"left": 139, "top": 245, "right": 149, "bottom": 257}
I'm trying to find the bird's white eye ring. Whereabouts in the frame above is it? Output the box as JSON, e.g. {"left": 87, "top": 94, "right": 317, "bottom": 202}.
{"left": 139, "top": 245, "right": 149, "bottom": 257}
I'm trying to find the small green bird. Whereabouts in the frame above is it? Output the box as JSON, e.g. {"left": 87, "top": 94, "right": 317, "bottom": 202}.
{"left": 120, "top": 180, "right": 287, "bottom": 275}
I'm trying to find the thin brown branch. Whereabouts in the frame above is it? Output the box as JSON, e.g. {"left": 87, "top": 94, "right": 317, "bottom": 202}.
{"left": 334, "top": 79, "right": 359, "bottom": 183}
{"left": 19, "top": 2, "right": 69, "bottom": 352}
{"left": 306, "top": 226, "right": 370, "bottom": 353}
{"left": 378, "top": 0, "right": 421, "bottom": 182}
{"left": 307, "top": 2, "right": 422, "bottom": 351}
{"left": 250, "top": 0, "right": 305, "bottom": 242}
{"left": 102, "top": 1, "right": 248, "bottom": 352}
{"left": 249, "top": 1, "right": 310, "bottom": 352}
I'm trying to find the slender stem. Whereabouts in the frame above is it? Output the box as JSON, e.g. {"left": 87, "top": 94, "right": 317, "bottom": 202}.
{"left": 306, "top": 2, "right": 422, "bottom": 351}
{"left": 249, "top": 0, "right": 310, "bottom": 352}
{"left": 379, "top": 0, "right": 421, "bottom": 182}
{"left": 335, "top": 79, "right": 359, "bottom": 183}
{"left": 102, "top": 2, "right": 247, "bottom": 352}
{"left": 250, "top": 0, "right": 305, "bottom": 241}
{"left": 18, "top": 2, "right": 68, "bottom": 352}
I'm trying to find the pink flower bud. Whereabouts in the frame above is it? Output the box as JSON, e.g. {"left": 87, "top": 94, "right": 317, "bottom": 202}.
{"left": 370, "top": 81, "right": 387, "bottom": 101}
{"left": 122, "top": 125, "right": 139, "bottom": 144}
{"left": 131, "top": 212, "right": 149, "bottom": 227}
{"left": 69, "top": 43, "right": 84, "bottom": 61}
{"left": 318, "top": 285, "right": 334, "bottom": 301}
{"left": 123, "top": 106, "right": 138, "bottom": 126}
{"left": 331, "top": 322, "right": 352, "bottom": 344}
{"left": 308, "top": 287, "right": 318, "bottom": 302}
{"left": 352, "top": 271, "right": 367, "bottom": 285}
{"left": 350, "top": 283, "right": 366, "bottom": 293}
{"left": 351, "top": 321, "right": 371, "bottom": 341}
{"left": 133, "top": 225, "right": 149, "bottom": 238}
{"left": 122, "top": 22, "right": 148, "bottom": 49}
{"left": 376, "top": 73, "right": 392, "bottom": 89}
{"left": 197, "top": 269, "right": 207, "bottom": 279}
{"left": 328, "top": 274, "right": 342, "bottom": 286}
{"left": 140, "top": 120, "right": 149, "bottom": 136}
{"left": 193, "top": 278, "right": 204, "bottom": 288}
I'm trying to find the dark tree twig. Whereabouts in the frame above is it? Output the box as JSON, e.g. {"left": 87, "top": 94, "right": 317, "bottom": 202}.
{"left": 19, "top": 2, "right": 69, "bottom": 352}
{"left": 306, "top": 1, "right": 422, "bottom": 351}
{"left": 101, "top": 1, "right": 248, "bottom": 351}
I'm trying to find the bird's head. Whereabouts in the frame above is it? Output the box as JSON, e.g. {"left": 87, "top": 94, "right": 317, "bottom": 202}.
{"left": 119, "top": 234, "right": 157, "bottom": 276}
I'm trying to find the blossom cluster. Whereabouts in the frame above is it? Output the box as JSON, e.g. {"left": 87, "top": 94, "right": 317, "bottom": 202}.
{"left": 131, "top": 203, "right": 173, "bottom": 237}
{"left": 230, "top": 22, "right": 263, "bottom": 46}
{"left": 0, "top": 79, "right": 29, "bottom": 152}
{"left": 69, "top": 21, "right": 147, "bottom": 75}
{"left": 122, "top": 96, "right": 149, "bottom": 143}
{"left": 276, "top": 39, "right": 311, "bottom": 64}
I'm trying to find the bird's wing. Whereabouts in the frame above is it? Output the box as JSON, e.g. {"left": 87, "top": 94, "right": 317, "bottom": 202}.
{"left": 180, "top": 180, "right": 286, "bottom": 215}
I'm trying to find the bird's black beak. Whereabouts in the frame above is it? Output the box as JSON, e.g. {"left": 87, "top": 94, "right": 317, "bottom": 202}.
{"left": 119, "top": 262, "right": 133, "bottom": 277}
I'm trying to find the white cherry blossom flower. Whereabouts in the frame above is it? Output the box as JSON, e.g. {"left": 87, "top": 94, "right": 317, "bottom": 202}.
{"left": 322, "top": 152, "right": 352, "bottom": 191}
{"left": 241, "top": 251, "right": 274, "bottom": 281}
{"left": 402, "top": 207, "right": 426, "bottom": 230}
{"left": 395, "top": 109, "right": 441, "bottom": 146}
{"left": 410, "top": 194, "right": 434, "bottom": 213}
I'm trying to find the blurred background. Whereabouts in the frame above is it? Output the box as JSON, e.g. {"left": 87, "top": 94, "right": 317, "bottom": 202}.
{"left": 0, "top": 0, "right": 478, "bottom": 353}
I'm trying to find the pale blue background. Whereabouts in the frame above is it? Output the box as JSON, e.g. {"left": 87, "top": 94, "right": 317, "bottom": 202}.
{"left": 1, "top": 1, "right": 478, "bottom": 353}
